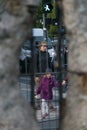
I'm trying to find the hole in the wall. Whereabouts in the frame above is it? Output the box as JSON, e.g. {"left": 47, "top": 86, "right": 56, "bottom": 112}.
{"left": 18, "top": 1, "right": 68, "bottom": 130}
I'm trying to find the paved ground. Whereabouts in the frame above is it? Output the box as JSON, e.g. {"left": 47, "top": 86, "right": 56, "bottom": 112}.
{"left": 18, "top": 75, "right": 60, "bottom": 103}
{"left": 36, "top": 105, "right": 59, "bottom": 121}
{"left": 18, "top": 75, "right": 63, "bottom": 130}
{"left": 35, "top": 105, "right": 59, "bottom": 130}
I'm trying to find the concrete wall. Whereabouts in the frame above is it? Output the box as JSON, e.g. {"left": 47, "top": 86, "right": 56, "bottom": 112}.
{"left": 61, "top": 0, "right": 87, "bottom": 129}
{"left": 0, "top": 0, "right": 40, "bottom": 130}
{"left": 63, "top": 0, "right": 87, "bottom": 73}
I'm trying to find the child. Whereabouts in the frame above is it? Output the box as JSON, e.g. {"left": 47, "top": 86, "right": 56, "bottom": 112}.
{"left": 36, "top": 68, "right": 60, "bottom": 119}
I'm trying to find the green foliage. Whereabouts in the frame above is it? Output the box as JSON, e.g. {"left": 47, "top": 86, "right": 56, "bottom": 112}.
{"left": 34, "top": 3, "right": 42, "bottom": 28}
{"left": 47, "top": 2, "right": 56, "bottom": 19}
{"left": 48, "top": 25, "right": 57, "bottom": 38}
{"left": 47, "top": 2, "right": 58, "bottom": 38}
{"left": 34, "top": 0, "right": 58, "bottom": 38}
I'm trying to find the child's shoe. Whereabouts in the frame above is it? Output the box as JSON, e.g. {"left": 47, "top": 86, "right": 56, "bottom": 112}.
{"left": 49, "top": 106, "right": 57, "bottom": 111}
{"left": 41, "top": 113, "right": 49, "bottom": 119}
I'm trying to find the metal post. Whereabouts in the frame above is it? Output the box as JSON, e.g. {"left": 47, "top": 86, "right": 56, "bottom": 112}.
{"left": 55, "top": 0, "right": 64, "bottom": 129}
{"left": 42, "top": 13, "right": 47, "bottom": 41}
{"left": 27, "top": 7, "right": 37, "bottom": 108}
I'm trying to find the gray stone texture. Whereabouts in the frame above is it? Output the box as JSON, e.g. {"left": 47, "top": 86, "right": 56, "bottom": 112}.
{"left": 21, "top": 0, "right": 40, "bottom": 6}
{"left": 63, "top": 0, "right": 87, "bottom": 73}
{"left": 61, "top": 74, "right": 87, "bottom": 130}
{"left": 61, "top": 0, "right": 87, "bottom": 130}
{"left": 0, "top": 0, "right": 40, "bottom": 130}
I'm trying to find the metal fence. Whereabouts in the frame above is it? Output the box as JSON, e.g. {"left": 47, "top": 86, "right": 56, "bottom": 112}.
{"left": 18, "top": 34, "right": 68, "bottom": 130}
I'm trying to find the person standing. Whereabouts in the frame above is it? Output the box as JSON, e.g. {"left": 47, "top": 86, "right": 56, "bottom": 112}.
{"left": 35, "top": 68, "right": 61, "bottom": 119}
{"left": 36, "top": 41, "right": 52, "bottom": 72}
{"left": 35, "top": 41, "right": 52, "bottom": 83}
{"left": 35, "top": 68, "right": 66, "bottom": 119}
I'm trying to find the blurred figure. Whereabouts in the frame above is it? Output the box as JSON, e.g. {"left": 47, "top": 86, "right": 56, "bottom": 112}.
{"left": 35, "top": 41, "right": 52, "bottom": 83}
{"left": 19, "top": 39, "right": 31, "bottom": 74}
{"left": 36, "top": 41, "right": 52, "bottom": 72}
{"left": 35, "top": 68, "right": 65, "bottom": 119}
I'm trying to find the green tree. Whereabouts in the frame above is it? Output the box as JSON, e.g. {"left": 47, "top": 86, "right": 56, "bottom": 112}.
{"left": 47, "top": 1, "right": 58, "bottom": 38}
{"left": 34, "top": 3, "right": 43, "bottom": 28}
{"left": 48, "top": 25, "right": 57, "bottom": 37}
{"left": 34, "top": 0, "right": 58, "bottom": 38}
